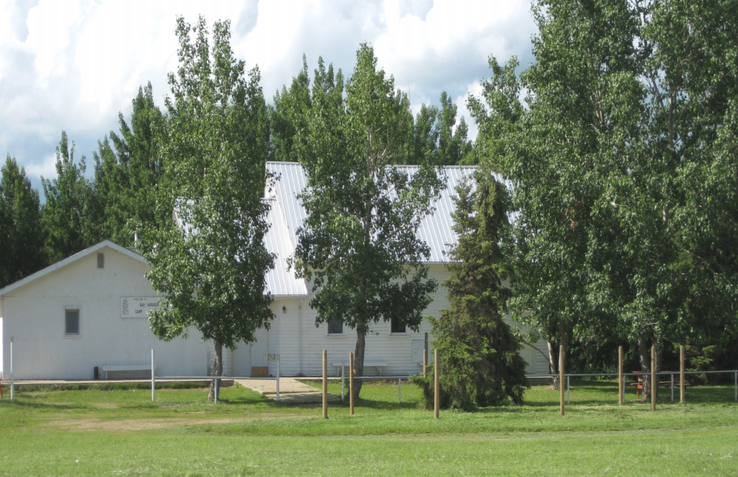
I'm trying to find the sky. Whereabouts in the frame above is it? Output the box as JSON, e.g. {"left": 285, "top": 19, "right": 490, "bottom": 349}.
{"left": 0, "top": 0, "right": 537, "bottom": 190}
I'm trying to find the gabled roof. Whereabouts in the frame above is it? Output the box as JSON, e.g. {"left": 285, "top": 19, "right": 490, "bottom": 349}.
{"left": 267, "top": 162, "right": 491, "bottom": 263}
{"left": 0, "top": 240, "right": 146, "bottom": 297}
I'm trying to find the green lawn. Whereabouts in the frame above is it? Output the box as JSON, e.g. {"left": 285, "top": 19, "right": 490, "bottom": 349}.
{"left": 1, "top": 380, "right": 737, "bottom": 476}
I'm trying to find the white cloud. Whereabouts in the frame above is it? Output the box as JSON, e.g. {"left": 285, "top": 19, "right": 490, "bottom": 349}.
{"left": 24, "top": 152, "right": 57, "bottom": 181}
{"left": 0, "top": 0, "right": 536, "bottom": 186}
{"left": 457, "top": 80, "right": 484, "bottom": 140}
{"left": 25, "top": 0, "right": 83, "bottom": 80}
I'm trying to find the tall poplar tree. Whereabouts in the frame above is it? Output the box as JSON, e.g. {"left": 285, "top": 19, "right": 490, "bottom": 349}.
{"left": 293, "top": 44, "right": 443, "bottom": 398}
{"left": 88, "top": 83, "right": 165, "bottom": 246}
{"left": 41, "top": 132, "right": 93, "bottom": 262}
{"left": 0, "top": 156, "right": 46, "bottom": 288}
{"left": 141, "top": 16, "right": 273, "bottom": 400}
{"left": 472, "top": 0, "right": 738, "bottom": 395}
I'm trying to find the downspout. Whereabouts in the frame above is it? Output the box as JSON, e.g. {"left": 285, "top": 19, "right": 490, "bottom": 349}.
{"left": 298, "top": 297, "right": 304, "bottom": 375}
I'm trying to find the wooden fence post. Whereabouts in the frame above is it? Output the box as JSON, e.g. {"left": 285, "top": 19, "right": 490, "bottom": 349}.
{"left": 559, "top": 344, "right": 565, "bottom": 416}
{"left": 618, "top": 346, "right": 624, "bottom": 405}
{"left": 651, "top": 345, "right": 657, "bottom": 411}
{"left": 322, "top": 350, "right": 328, "bottom": 419}
{"left": 349, "top": 352, "right": 354, "bottom": 415}
{"left": 434, "top": 349, "right": 439, "bottom": 419}
{"left": 680, "top": 345, "right": 685, "bottom": 404}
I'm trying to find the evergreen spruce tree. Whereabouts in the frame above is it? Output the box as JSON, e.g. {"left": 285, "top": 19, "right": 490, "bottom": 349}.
{"left": 416, "top": 170, "right": 528, "bottom": 409}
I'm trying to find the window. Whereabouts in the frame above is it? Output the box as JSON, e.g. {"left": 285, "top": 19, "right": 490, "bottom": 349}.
{"left": 391, "top": 317, "right": 406, "bottom": 334}
{"left": 328, "top": 316, "right": 344, "bottom": 335}
{"left": 65, "top": 309, "right": 80, "bottom": 335}
{"left": 97, "top": 253, "right": 104, "bottom": 268}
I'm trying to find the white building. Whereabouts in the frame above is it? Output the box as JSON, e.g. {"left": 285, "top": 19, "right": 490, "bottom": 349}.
{"left": 0, "top": 163, "right": 550, "bottom": 380}
{"left": 0, "top": 241, "right": 211, "bottom": 380}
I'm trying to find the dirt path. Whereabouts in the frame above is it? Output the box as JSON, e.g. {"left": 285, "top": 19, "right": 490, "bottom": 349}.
{"left": 44, "top": 413, "right": 304, "bottom": 432}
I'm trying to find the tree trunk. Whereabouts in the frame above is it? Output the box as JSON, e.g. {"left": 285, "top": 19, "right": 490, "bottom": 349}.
{"left": 547, "top": 338, "right": 560, "bottom": 390}
{"left": 638, "top": 337, "right": 651, "bottom": 401}
{"left": 208, "top": 340, "right": 223, "bottom": 401}
{"left": 352, "top": 330, "right": 366, "bottom": 399}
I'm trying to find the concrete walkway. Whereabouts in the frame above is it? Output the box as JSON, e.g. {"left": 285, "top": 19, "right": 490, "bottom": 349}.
{"left": 236, "top": 378, "right": 341, "bottom": 403}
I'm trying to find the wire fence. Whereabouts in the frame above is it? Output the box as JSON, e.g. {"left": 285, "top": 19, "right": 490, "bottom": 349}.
{"left": 4, "top": 370, "right": 738, "bottom": 406}
{"left": 526, "top": 370, "right": 738, "bottom": 405}
{"left": 3, "top": 341, "right": 737, "bottom": 408}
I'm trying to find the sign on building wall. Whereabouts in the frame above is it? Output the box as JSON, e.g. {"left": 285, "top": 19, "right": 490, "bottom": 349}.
{"left": 120, "top": 297, "right": 161, "bottom": 318}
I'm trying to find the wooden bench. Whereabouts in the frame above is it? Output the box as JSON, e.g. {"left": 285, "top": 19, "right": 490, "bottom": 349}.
{"left": 101, "top": 365, "right": 155, "bottom": 380}
{"left": 332, "top": 361, "right": 388, "bottom": 376}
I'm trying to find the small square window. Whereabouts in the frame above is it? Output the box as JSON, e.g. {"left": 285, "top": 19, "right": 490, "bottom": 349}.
{"left": 65, "top": 309, "right": 80, "bottom": 335}
{"left": 97, "top": 253, "right": 104, "bottom": 269}
{"left": 328, "top": 316, "right": 344, "bottom": 335}
{"left": 391, "top": 317, "right": 406, "bottom": 334}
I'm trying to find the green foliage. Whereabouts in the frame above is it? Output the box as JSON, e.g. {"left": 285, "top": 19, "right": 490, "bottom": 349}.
{"left": 269, "top": 55, "right": 346, "bottom": 164}
{"left": 41, "top": 132, "right": 94, "bottom": 263}
{"left": 408, "top": 91, "right": 473, "bottom": 165}
{"left": 469, "top": 0, "right": 738, "bottom": 377}
{"left": 414, "top": 171, "right": 528, "bottom": 409}
{"left": 87, "top": 83, "right": 166, "bottom": 247}
{"left": 292, "top": 44, "right": 443, "bottom": 396}
{"left": 269, "top": 55, "right": 317, "bottom": 162}
{"left": 270, "top": 54, "right": 470, "bottom": 166}
{"left": 140, "top": 17, "right": 273, "bottom": 380}
{"left": 0, "top": 156, "right": 46, "bottom": 287}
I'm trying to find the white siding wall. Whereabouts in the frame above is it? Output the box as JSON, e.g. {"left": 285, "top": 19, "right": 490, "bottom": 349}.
{"left": 1, "top": 246, "right": 212, "bottom": 380}
{"left": 0, "top": 250, "right": 551, "bottom": 381}
{"left": 270, "top": 299, "right": 300, "bottom": 376}
{"left": 276, "top": 265, "right": 551, "bottom": 377}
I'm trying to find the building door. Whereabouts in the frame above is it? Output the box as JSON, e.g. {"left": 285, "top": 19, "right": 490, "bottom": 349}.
{"left": 249, "top": 327, "right": 269, "bottom": 377}
{"left": 231, "top": 340, "right": 251, "bottom": 377}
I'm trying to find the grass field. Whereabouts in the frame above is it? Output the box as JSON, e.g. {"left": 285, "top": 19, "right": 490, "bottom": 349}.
{"left": 1, "top": 379, "right": 737, "bottom": 476}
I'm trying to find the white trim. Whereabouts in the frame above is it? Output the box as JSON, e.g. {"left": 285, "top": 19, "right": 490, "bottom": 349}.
{"left": 0, "top": 241, "right": 147, "bottom": 297}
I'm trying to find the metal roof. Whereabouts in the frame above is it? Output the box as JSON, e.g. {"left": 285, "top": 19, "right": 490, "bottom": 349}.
{"left": 2, "top": 165, "right": 497, "bottom": 299}
{"left": 172, "top": 162, "right": 496, "bottom": 297}
{"left": 173, "top": 196, "right": 308, "bottom": 298}
{"left": 266, "top": 162, "right": 497, "bottom": 264}
{"left": 264, "top": 198, "right": 308, "bottom": 297}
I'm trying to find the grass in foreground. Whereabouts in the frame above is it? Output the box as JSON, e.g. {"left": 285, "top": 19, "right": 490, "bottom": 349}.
{"left": 0, "top": 380, "right": 737, "bottom": 476}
